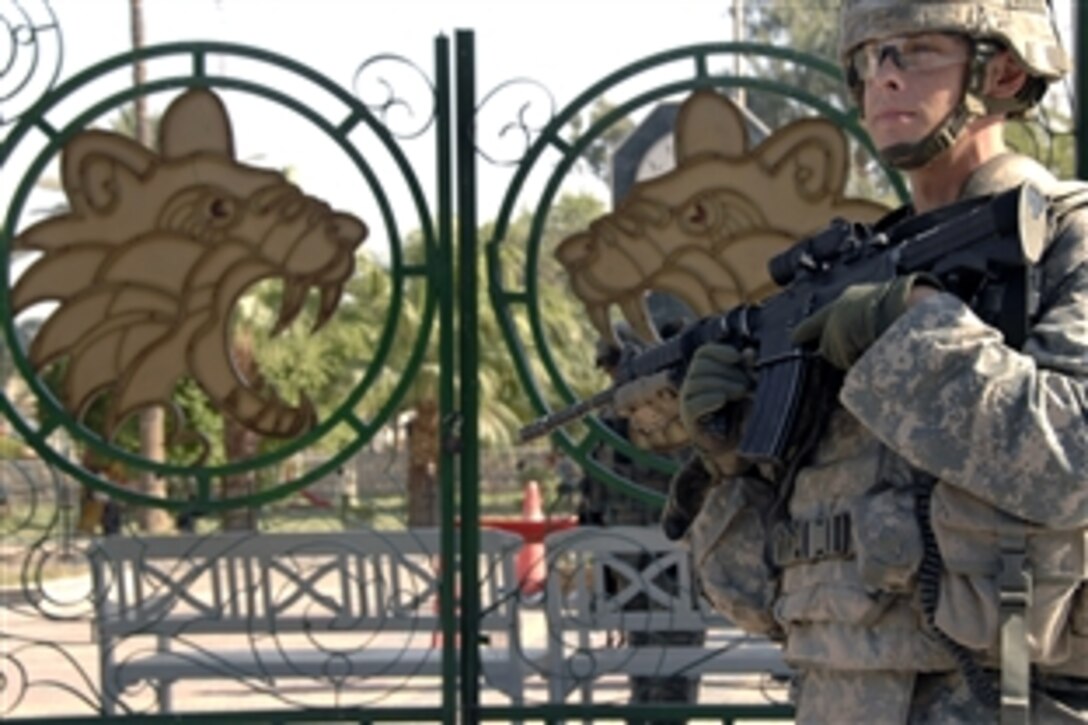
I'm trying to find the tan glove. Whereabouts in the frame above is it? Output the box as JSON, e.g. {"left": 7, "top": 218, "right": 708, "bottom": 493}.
{"left": 612, "top": 370, "right": 689, "bottom": 451}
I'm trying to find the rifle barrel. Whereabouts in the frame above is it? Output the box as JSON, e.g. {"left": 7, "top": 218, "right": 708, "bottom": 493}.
{"left": 517, "top": 387, "right": 618, "bottom": 443}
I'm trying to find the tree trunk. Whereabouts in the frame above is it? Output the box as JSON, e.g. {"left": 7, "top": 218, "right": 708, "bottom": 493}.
{"left": 406, "top": 400, "right": 440, "bottom": 528}
{"left": 129, "top": 0, "right": 170, "bottom": 532}
{"left": 221, "top": 418, "right": 260, "bottom": 531}
{"left": 136, "top": 411, "right": 172, "bottom": 532}
{"left": 129, "top": 0, "right": 152, "bottom": 146}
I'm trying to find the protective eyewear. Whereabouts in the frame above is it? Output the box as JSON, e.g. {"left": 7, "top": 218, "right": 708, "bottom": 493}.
{"left": 848, "top": 34, "right": 970, "bottom": 81}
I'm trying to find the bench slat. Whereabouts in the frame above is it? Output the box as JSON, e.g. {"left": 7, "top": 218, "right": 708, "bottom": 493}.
{"left": 542, "top": 525, "right": 790, "bottom": 704}
{"left": 92, "top": 529, "right": 527, "bottom": 714}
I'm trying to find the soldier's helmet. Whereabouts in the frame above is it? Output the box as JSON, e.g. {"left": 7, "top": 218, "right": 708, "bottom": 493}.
{"left": 838, "top": 0, "right": 1069, "bottom": 169}
{"left": 839, "top": 0, "right": 1069, "bottom": 84}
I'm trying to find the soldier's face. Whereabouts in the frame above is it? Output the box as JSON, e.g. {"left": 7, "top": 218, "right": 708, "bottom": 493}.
{"left": 858, "top": 33, "right": 970, "bottom": 151}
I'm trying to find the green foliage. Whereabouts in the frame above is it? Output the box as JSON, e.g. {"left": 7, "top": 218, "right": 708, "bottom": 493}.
{"left": 0, "top": 318, "right": 42, "bottom": 389}
{"left": 243, "top": 257, "right": 390, "bottom": 453}
{"left": 1005, "top": 107, "right": 1076, "bottom": 178}
{"left": 33, "top": 351, "right": 226, "bottom": 467}
{"left": 34, "top": 360, "right": 138, "bottom": 465}
{"left": 567, "top": 99, "right": 636, "bottom": 184}
{"left": 172, "top": 377, "right": 225, "bottom": 463}
{"left": 485, "top": 193, "right": 611, "bottom": 411}
{"left": 229, "top": 191, "right": 607, "bottom": 452}
{"left": 743, "top": 3, "right": 843, "bottom": 130}
{"left": 0, "top": 436, "right": 30, "bottom": 459}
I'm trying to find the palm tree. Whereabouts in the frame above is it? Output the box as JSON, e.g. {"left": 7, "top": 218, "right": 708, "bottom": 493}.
{"left": 185, "top": 187, "right": 609, "bottom": 530}
{"left": 396, "top": 195, "right": 607, "bottom": 527}
{"left": 0, "top": 318, "right": 45, "bottom": 435}
{"left": 220, "top": 332, "right": 261, "bottom": 530}
{"left": 129, "top": 0, "right": 153, "bottom": 148}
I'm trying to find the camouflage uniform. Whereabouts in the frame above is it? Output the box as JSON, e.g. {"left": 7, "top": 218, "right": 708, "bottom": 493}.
{"left": 690, "top": 154, "right": 1088, "bottom": 723}
{"left": 686, "top": 2, "right": 1088, "bottom": 721}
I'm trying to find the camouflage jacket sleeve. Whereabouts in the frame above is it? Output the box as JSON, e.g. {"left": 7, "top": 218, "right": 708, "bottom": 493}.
{"left": 687, "top": 472, "right": 781, "bottom": 636}
{"left": 839, "top": 212, "right": 1088, "bottom": 527}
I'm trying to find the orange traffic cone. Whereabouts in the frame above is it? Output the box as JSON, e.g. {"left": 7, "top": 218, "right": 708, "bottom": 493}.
{"left": 516, "top": 480, "right": 547, "bottom": 598}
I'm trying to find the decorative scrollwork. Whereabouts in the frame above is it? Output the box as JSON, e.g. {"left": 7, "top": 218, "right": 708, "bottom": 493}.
{"left": 0, "top": 0, "right": 62, "bottom": 125}
{"left": 0, "top": 460, "right": 44, "bottom": 539}
{"left": 0, "top": 460, "right": 95, "bottom": 622}
{"left": 0, "top": 651, "right": 29, "bottom": 715}
{"left": 475, "top": 77, "right": 555, "bottom": 166}
{"left": 13, "top": 88, "right": 368, "bottom": 449}
{"left": 0, "top": 42, "right": 434, "bottom": 517}
{"left": 351, "top": 53, "right": 436, "bottom": 140}
{"left": 21, "top": 538, "right": 95, "bottom": 620}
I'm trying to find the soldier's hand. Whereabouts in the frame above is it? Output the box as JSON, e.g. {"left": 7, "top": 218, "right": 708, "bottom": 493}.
{"left": 790, "top": 273, "right": 940, "bottom": 370}
{"left": 613, "top": 370, "right": 688, "bottom": 451}
{"left": 661, "top": 454, "right": 715, "bottom": 540}
{"left": 679, "top": 343, "right": 754, "bottom": 452}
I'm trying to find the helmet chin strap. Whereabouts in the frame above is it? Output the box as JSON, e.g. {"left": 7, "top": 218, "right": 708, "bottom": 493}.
{"left": 877, "top": 102, "right": 974, "bottom": 170}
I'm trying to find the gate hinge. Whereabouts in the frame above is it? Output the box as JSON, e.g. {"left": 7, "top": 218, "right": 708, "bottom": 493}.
{"left": 441, "top": 412, "right": 463, "bottom": 454}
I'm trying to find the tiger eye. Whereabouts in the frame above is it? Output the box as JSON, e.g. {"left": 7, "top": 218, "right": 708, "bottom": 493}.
{"left": 209, "top": 198, "right": 234, "bottom": 219}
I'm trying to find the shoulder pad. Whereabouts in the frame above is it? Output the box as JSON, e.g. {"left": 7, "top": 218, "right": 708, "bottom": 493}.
{"left": 1047, "top": 180, "right": 1088, "bottom": 220}
{"left": 959, "top": 153, "right": 1056, "bottom": 199}
{"left": 959, "top": 153, "right": 1088, "bottom": 223}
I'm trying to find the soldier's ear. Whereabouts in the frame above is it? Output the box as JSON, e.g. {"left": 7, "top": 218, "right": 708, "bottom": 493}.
{"left": 753, "top": 119, "right": 849, "bottom": 200}
{"left": 61, "top": 131, "right": 156, "bottom": 213}
{"left": 674, "top": 91, "right": 747, "bottom": 163}
{"left": 159, "top": 88, "right": 236, "bottom": 159}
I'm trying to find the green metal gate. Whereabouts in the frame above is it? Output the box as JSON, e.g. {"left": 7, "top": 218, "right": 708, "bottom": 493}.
{"left": 0, "top": 2, "right": 1083, "bottom": 722}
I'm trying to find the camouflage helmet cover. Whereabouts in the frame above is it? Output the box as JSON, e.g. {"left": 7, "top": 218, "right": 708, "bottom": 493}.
{"left": 839, "top": 0, "right": 1070, "bottom": 81}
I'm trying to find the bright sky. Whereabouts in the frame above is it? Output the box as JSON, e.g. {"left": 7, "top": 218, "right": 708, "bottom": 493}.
{"left": 2, "top": 0, "right": 1079, "bottom": 264}
{"left": 3, "top": 0, "right": 742, "bottom": 261}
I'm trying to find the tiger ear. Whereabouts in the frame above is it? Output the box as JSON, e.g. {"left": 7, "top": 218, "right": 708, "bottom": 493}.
{"left": 159, "top": 88, "right": 235, "bottom": 159}
{"left": 673, "top": 90, "right": 748, "bottom": 163}
{"left": 61, "top": 131, "right": 157, "bottom": 214}
{"left": 754, "top": 119, "right": 849, "bottom": 199}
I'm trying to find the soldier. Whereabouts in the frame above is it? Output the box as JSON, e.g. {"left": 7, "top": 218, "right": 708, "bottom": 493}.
{"left": 644, "top": 1, "right": 1088, "bottom": 722}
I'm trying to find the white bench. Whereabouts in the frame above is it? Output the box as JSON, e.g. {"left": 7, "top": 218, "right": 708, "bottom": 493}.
{"left": 541, "top": 525, "right": 790, "bottom": 704}
{"left": 90, "top": 528, "right": 527, "bottom": 714}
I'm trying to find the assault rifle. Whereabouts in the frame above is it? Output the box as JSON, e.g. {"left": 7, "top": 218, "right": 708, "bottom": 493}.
{"left": 519, "top": 182, "right": 1048, "bottom": 467}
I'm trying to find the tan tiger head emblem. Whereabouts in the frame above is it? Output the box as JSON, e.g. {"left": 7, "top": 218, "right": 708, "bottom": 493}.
{"left": 556, "top": 90, "right": 889, "bottom": 344}
{"left": 13, "top": 88, "right": 367, "bottom": 440}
